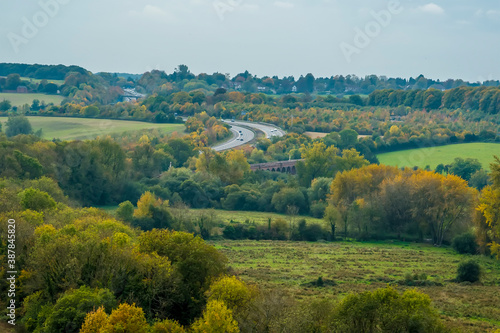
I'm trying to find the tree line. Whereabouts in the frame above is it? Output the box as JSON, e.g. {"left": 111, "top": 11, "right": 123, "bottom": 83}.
{"left": 368, "top": 86, "right": 500, "bottom": 114}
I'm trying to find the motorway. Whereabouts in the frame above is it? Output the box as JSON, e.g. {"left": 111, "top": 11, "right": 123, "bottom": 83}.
{"left": 212, "top": 119, "right": 285, "bottom": 151}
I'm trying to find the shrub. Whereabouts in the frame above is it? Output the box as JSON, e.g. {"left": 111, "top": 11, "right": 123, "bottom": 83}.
{"left": 452, "top": 233, "right": 478, "bottom": 255}
{"left": 18, "top": 188, "right": 56, "bottom": 211}
{"left": 116, "top": 201, "right": 134, "bottom": 222}
{"left": 456, "top": 260, "right": 481, "bottom": 283}
{"left": 43, "top": 287, "right": 117, "bottom": 333}
{"left": 330, "top": 287, "right": 446, "bottom": 332}
{"left": 310, "top": 201, "right": 327, "bottom": 218}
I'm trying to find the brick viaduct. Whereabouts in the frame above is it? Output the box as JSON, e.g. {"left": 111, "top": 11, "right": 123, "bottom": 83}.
{"left": 250, "top": 159, "right": 303, "bottom": 174}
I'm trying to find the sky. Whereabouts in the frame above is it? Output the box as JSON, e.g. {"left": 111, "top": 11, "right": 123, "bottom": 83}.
{"left": 0, "top": 0, "right": 499, "bottom": 82}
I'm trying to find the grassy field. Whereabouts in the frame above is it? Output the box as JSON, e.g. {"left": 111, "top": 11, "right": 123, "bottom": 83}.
{"left": 190, "top": 209, "right": 324, "bottom": 226}
{"left": 0, "top": 116, "right": 185, "bottom": 140}
{"left": 0, "top": 93, "right": 64, "bottom": 107}
{"left": 212, "top": 240, "right": 500, "bottom": 332}
{"left": 20, "top": 76, "right": 65, "bottom": 85}
{"left": 377, "top": 143, "right": 500, "bottom": 169}
{"left": 102, "top": 207, "right": 325, "bottom": 227}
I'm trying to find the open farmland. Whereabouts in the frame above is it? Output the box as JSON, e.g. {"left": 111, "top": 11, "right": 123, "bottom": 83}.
{"left": 213, "top": 240, "right": 500, "bottom": 332}
{"left": 0, "top": 116, "right": 185, "bottom": 140}
{"left": 0, "top": 92, "right": 64, "bottom": 107}
{"left": 377, "top": 143, "right": 500, "bottom": 169}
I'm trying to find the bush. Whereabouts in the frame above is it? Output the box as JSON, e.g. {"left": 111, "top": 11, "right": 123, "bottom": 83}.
{"left": 116, "top": 201, "right": 134, "bottom": 222}
{"left": 310, "top": 201, "right": 327, "bottom": 218}
{"left": 18, "top": 188, "right": 57, "bottom": 211}
{"left": 456, "top": 260, "right": 481, "bottom": 283}
{"left": 452, "top": 233, "right": 478, "bottom": 255}
{"left": 330, "top": 287, "right": 446, "bottom": 332}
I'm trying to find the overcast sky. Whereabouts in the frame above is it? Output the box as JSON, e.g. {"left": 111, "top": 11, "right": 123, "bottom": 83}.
{"left": 0, "top": 0, "right": 499, "bottom": 82}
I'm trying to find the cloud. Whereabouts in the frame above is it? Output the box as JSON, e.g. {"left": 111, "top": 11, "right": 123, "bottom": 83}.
{"left": 129, "top": 5, "right": 170, "bottom": 19}
{"left": 274, "top": 1, "right": 295, "bottom": 10}
{"left": 486, "top": 9, "right": 500, "bottom": 19}
{"left": 142, "top": 5, "right": 168, "bottom": 17}
{"left": 473, "top": 8, "right": 500, "bottom": 19}
{"left": 418, "top": 3, "right": 444, "bottom": 15}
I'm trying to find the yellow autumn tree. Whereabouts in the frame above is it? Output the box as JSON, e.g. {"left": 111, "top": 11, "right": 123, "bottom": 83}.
{"left": 106, "top": 303, "right": 149, "bottom": 333}
{"left": 191, "top": 300, "right": 239, "bottom": 333}
{"left": 224, "top": 150, "right": 250, "bottom": 184}
{"left": 133, "top": 191, "right": 162, "bottom": 218}
{"left": 206, "top": 276, "right": 256, "bottom": 312}
{"left": 151, "top": 319, "right": 186, "bottom": 333}
{"left": 80, "top": 307, "right": 109, "bottom": 333}
{"left": 477, "top": 156, "right": 500, "bottom": 258}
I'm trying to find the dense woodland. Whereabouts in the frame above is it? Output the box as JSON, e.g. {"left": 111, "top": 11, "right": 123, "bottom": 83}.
{"left": 1, "top": 63, "right": 500, "bottom": 332}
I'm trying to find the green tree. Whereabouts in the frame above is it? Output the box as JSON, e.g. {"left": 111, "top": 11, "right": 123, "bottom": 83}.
{"left": 297, "top": 142, "right": 340, "bottom": 186}
{"left": 271, "top": 187, "right": 307, "bottom": 214}
{"left": 0, "top": 99, "right": 11, "bottom": 111}
{"left": 448, "top": 157, "right": 482, "bottom": 182}
{"left": 6, "top": 73, "right": 22, "bottom": 90}
{"left": 42, "top": 287, "right": 117, "bottom": 333}
{"left": 116, "top": 201, "right": 134, "bottom": 222}
{"left": 13, "top": 150, "right": 43, "bottom": 179}
{"left": 5, "top": 115, "right": 33, "bottom": 137}
{"left": 339, "top": 129, "right": 359, "bottom": 148}
{"left": 19, "top": 188, "right": 56, "bottom": 211}
{"left": 138, "top": 229, "right": 227, "bottom": 322}
{"left": 308, "top": 177, "right": 333, "bottom": 202}
{"left": 324, "top": 205, "right": 341, "bottom": 240}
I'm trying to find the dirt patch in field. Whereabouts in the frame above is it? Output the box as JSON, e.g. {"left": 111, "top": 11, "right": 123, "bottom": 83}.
{"left": 304, "top": 131, "right": 329, "bottom": 139}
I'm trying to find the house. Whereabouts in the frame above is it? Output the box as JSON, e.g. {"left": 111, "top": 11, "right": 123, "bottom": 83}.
{"left": 292, "top": 85, "right": 297, "bottom": 92}
{"left": 17, "top": 86, "right": 28, "bottom": 93}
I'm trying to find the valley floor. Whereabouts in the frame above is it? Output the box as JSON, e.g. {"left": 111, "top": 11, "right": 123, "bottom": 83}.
{"left": 212, "top": 240, "right": 500, "bottom": 332}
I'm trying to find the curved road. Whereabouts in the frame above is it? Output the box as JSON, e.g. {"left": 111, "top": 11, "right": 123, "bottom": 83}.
{"left": 212, "top": 119, "right": 285, "bottom": 151}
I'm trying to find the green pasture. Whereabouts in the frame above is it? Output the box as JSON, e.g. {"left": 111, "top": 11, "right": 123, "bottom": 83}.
{"left": 0, "top": 92, "right": 64, "bottom": 107}
{"left": 0, "top": 116, "right": 185, "bottom": 140}
{"left": 377, "top": 143, "right": 500, "bottom": 170}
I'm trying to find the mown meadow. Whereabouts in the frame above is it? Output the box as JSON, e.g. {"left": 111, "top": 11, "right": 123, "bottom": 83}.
{"left": 0, "top": 116, "right": 185, "bottom": 140}
{"left": 377, "top": 143, "right": 500, "bottom": 169}
{"left": 213, "top": 240, "right": 500, "bottom": 332}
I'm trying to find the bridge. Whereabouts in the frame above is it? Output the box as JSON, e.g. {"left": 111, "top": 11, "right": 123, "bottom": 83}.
{"left": 250, "top": 159, "right": 303, "bottom": 174}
